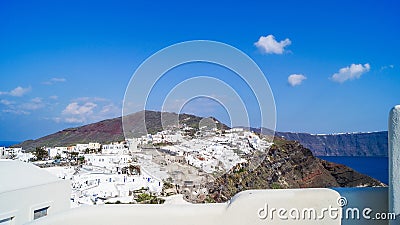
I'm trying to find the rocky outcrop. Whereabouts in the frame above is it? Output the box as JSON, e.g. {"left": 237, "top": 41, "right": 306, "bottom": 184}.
{"left": 204, "top": 138, "right": 384, "bottom": 203}
{"left": 276, "top": 131, "right": 388, "bottom": 156}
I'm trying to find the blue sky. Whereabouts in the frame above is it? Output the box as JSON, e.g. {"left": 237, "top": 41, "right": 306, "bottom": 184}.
{"left": 0, "top": 0, "right": 399, "bottom": 141}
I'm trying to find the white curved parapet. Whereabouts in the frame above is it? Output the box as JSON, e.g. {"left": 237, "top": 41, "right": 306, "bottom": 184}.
{"left": 28, "top": 188, "right": 342, "bottom": 225}
{"left": 389, "top": 105, "right": 400, "bottom": 225}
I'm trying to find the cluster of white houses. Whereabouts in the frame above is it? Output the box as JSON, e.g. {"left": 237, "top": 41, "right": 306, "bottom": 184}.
{"left": 140, "top": 127, "right": 272, "bottom": 174}
{"left": 45, "top": 140, "right": 138, "bottom": 159}
{"left": 43, "top": 154, "right": 164, "bottom": 208}
{"left": 0, "top": 146, "right": 33, "bottom": 162}
{"left": 0, "top": 125, "right": 274, "bottom": 224}
{"left": 0, "top": 140, "right": 139, "bottom": 162}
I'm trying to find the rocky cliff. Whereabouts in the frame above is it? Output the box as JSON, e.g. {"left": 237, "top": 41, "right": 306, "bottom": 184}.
{"left": 276, "top": 131, "right": 388, "bottom": 156}
{"left": 204, "top": 138, "right": 384, "bottom": 203}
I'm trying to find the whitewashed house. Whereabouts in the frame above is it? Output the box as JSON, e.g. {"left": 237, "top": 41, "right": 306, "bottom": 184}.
{"left": 84, "top": 154, "right": 131, "bottom": 169}
{"left": 0, "top": 147, "right": 25, "bottom": 159}
{"left": 102, "top": 143, "right": 129, "bottom": 155}
{"left": 15, "top": 152, "right": 34, "bottom": 162}
{"left": 55, "top": 146, "right": 68, "bottom": 152}
{"left": 75, "top": 144, "right": 89, "bottom": 152}
{"left": 125, "top": 139, "right": 139, "bottom": 152}
{"left": 0, "top": 160, "right": 70, "bottom": 225}
{"left": 46, "top": 147, "right": 60, "bottom": 159}
{"left": 0, "top": 147, "right": 5, "bottom": 158}
{"left": 7, "top": 147, "right": 23, "bottom": 156}
{"left": 88, "top": 142, "right": 101, "bottom": 151}
{"left": 67, "top": 146, "right": 76, "bottom": 152}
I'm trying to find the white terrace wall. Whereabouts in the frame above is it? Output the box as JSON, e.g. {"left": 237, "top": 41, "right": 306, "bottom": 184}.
{"left": 28, "top": 189, "right": 342, "bottom": 225}
{"left": 389, "top": 105, "right": 400, "bottom": 225}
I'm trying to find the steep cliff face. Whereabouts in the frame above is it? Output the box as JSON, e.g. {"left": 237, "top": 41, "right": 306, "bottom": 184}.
{"left": 204, "top": 138, "right": 384, "bottom": 203}
{"left": 276, "top": 131, "right": 388, "bottom": 156}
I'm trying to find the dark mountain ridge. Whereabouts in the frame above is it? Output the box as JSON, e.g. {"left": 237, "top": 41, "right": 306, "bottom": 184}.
{"left": 15, "top": 110, "right": 227, "bottom": 151}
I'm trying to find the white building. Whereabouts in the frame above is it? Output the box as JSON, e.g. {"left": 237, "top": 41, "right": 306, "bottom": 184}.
{"left": 84, "top": 154, "right": 131, "bottom": 169}
{"left": 2, "top": 147, "right": 23, "bottom": 157}
{"left": 88, "top": 143, "right": 101, "bottom": 150}
{"left": 0, "top": 147, "right": 27, "bottom": 159}
{"left": 46, "top": 147, "right": 60, "bottom": 159}
{"left": 55, "top": 146, "right": 68, "bottom": 152}
{"left": 75, "top": 144, "right": 90, "bottom": 152}
{"left": 15, "top": 152, "right": 35, "bottom": 162}
{"left": 102, "top": 143, "right": 129, "bottom": 155}
{"left": 125, "top": 139, "right": 139, "bottom": 152}
{"left": 0, "top": 160, "right": 71, "bottom": 225}
{"left": 0, "top": 147, "right": 5, "bottom": 158}
{"left": 45, "top": 147, "right": 69, "bottom": 159}
{"left": 226, "top": 128, "right": 244, "bottom": 133}
{"left": 67, "top": 146, "right": 77, "bottom": 152}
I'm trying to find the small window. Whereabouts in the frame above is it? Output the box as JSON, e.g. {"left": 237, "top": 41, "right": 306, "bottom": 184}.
{"left": 33, "top": 207, "right": 49, "bottom": 220}
{"left": 0, "top": 217, "right": 14, "bottom": 225}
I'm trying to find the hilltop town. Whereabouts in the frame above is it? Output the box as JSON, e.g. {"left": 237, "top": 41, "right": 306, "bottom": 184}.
{"left": 1, "top": 119, "right": 273, "bottom": 205}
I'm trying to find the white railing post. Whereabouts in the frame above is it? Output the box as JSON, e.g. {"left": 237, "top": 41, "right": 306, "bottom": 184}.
{"left": 389, "top": 105, "right": 400, "bottom": 225}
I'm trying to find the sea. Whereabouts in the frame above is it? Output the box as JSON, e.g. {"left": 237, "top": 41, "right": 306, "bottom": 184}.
{"left": 0, "top": 141, "right": 20, "bottom": 147}
{"left": 319, "top": 156, "right": 389, "bottom": 185}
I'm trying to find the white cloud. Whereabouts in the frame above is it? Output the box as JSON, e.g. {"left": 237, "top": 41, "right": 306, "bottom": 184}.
{"left": 0, "top": 99, "right": 15, "bottom": 106}
{"left": 0, "top": 86, "right": 31, "bottom": 97}
{"left": 20, "top": 98, "right": 45, "bottom": 110}
{"left": 254, "top": 35, "right": 291, "bottom": 54}
{"left": 61, "top": 102, "right": 97, "bottom": 124}
{"left": 10, "top": 86, "right": 31, "bottom": 96}
{"left": 51, "top": 77, "right": 66, "bottom": 82}
{"left": 288, "top": 74, "right": 307, "bottom": 87}
{"left": 42, "top": 77, "right": 67, "bottom": 85}
{"left": 31, "top": 97, "right": 42, "bottom": 103}
{"left": 380, "top": 64, "right": 394, "bottom": 71}
{"left": 73, "top": 97, "right": 107, "bottom": 102}
{"left": 2, "top": 109, "right": 30, "bottom": 115}
{"left": 100, "top": 104, "right": 120, "bottom": 115}
{"left": 59, "top": 97, "right": 121, "bottom": 124}
{"left": 0, "top": 97, "right": 45, "bottom": 115}
{"left": 49, "top": 95, "right": 58, "bottom": 100}
{"left": 331, "top": 63, "right": 371, "bottom": 83}
{"left": 64, "top": 117, "right": 86, "bottom": 124}
{"left": 62, "top": 102, "right": 97, "bottom": 115}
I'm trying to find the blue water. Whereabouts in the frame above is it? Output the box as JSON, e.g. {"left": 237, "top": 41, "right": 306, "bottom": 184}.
{"left": 319, "top": 156, "right": 388, "bottom": 185}
{"left": 0, "top": 141, "right": 20, "bottom": 147}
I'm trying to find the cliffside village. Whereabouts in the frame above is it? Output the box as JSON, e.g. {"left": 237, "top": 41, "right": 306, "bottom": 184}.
{"left": 1, "top": 125, "right": 272, "bottom": 205}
